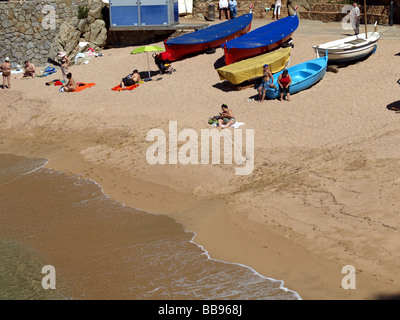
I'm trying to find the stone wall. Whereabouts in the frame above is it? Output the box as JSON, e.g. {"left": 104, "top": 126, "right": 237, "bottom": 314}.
{"left": 193, "top": 0, "right": 290, "bottom": 20}
{"left": 193, "top": 0, "right": 396, "bottom": 23}
{"left": 0, "top": 0, "right": 107, "bottom": 66}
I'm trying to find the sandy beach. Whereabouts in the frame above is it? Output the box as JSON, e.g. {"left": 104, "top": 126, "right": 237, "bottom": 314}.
{"left": 1, "top": 17, "right": 400, "bottom": 300}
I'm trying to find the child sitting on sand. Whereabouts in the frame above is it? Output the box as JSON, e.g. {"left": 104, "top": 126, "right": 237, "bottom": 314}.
{"left": 61, "top": 73, "right": 77, "bottom": 92}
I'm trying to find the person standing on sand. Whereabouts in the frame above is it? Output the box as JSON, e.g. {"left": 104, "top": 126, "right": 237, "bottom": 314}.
{"left": 219, "top": 0, "right": 229, "bottom": 20}
{"left": 229, "top": 0, "right": 237, "bottom": 19}
{"left": 352, "top": 2, "right": 361, "bottom": 35}
{"left": 272, "top": 0, "right": 282, "bottom": 20}
{"left": 58, "top": 52, "right": 70, "bottom": 82}
{"left": 1, "top": 57, "right": 11, "bottom": 89}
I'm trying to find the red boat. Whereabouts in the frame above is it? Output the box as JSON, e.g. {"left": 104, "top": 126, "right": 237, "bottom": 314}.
{"left": 158, "top": 14, "right": 253, "bottom": 62}
{"left": 223, "top": 14, "right": 299, "bottom": 65}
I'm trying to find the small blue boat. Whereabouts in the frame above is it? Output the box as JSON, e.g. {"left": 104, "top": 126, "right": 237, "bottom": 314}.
{"left": 265, "top": 54, "right": 328, "bottom": 99}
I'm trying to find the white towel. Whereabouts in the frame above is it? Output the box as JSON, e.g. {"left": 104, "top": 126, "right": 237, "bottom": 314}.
{"left": 212, "top": 122, "right": 245, "bottom": 128}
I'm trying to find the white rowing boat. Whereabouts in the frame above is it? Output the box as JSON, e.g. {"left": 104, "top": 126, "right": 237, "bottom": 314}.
{"left": 313, "top": 27, "right": 380, "bottom": 64}
{"left": 314, "top": 0, "right": 380, "bottom": 65}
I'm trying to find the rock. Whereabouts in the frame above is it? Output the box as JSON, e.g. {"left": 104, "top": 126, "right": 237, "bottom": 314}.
{"left": 77, "top": 18, "right": 88, "bottom": 33}
{"left": 44, "top": 40, "right": 52, "bottom": 50}
{"left": 1, "top": 19, "right": 10, "bottom": 28}
{"left": 288, "top": 0, "right": 312, "bottom": 16}
{"left": 34, "top": 52, "right": 43, "bottom": 60}
{"left": 87, "top": 19, "right": 107, "bottom": 48}
{"left": 69, "top": 17, "right": 79, "bottom": 27}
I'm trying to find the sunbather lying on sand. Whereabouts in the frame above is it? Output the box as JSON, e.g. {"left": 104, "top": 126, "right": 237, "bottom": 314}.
{"left": 121, "top": 69, "right": 141, "bottom": 88}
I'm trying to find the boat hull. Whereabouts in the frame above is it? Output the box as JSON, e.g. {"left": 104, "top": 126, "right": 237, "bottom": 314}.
{"left": 223, "top": 14, "right": 299, "bottom": 65}
{"left": 224, "top": 35, "right": 293, "bottom": 65}
{"left": 159, "top": 14, "right": 252, "bottom": 62}
{"left": 265, "top": 55, "right": 328, "bottom": 100}
{"left": 313, "top": 32, "right": 380, "bottom": 64}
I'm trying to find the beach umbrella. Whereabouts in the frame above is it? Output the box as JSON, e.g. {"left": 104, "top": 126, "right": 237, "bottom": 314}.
{"left": 130, "top": 45, "right": 165, "bottom": 80}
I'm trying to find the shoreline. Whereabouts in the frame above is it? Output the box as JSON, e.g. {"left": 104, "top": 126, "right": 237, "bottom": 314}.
{"left": 1, "top": 18, "right": 400, "bottom": 300}
{"left": 0, "top": 151, "right": 301, "bottom": 300}
{"left": 1, "top": 133, "right": 398, "bottom": 300}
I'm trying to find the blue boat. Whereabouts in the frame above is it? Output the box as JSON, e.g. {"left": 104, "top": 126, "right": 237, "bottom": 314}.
{"left": 265, "top": 54, "right": 328, "bottom": 100}
{"left": 159, "top": 13, "right": 253, "bottom": 62}
{"left": 223, "top": 13, "right": 299, "bottom": 65}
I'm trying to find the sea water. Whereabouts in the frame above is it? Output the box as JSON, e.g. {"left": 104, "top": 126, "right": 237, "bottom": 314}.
{"left": 0, "top": 154, "right": 300, "bottom": 300}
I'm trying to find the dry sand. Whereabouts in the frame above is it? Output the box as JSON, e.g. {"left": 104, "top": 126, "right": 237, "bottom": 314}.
{"left": 1, "top": 18, "right": 400, "bottom": 300}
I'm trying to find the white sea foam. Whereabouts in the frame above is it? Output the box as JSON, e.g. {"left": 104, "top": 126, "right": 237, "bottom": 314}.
{"left": 70, "top": 170, "right": 303, "bottom": 300}
{"left": 4, "top": 154, "right": 302, "bottom": 300}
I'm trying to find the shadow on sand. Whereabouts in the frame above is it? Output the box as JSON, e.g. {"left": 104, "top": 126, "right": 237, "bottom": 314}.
{"left": 213, "top": 55, "right": 226, "bottom": 70}
{"left": 386, "top": 100, "right": 400, "bottom": 112}
{"left": 374, "top": 292, "right": 400, "bottom": 300}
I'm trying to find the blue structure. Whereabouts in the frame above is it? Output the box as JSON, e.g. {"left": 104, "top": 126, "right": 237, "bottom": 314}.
{"left": 109, "top": 0, "right": 179, "bottom": 28}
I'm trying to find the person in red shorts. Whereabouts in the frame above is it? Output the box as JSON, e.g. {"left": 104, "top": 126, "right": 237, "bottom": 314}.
{"left": 277, "top": 69, "right": 292, "bottom": 102}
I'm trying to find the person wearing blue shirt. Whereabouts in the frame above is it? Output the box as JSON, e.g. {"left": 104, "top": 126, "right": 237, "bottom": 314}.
{"left": 229, "top": 0, "right": 237, "bottom": 19}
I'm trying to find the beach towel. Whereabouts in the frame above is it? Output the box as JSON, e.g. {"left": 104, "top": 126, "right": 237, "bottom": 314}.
{"left": 46, "top": 79, "right": 65, "bottom": 86}
{"left": 73, "top": 83, "right": 96, "bottom": 92}
{"left": 0, "top": 69, "right": 23, "bottom": 76}
{"left": 211, "top": 122, "right": 245, "bottom": 129}
{"left": 74, "top": 53, "right": 86, "bottom": 64}
{"left": 37, "top": 67, "right": 57, "bottom": 77}
{"left": 111, "top": 83, "right": 140, "bottom": 91}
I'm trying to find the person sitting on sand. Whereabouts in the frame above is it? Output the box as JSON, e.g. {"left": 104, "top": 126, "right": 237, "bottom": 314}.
{"left": 217, "top": 104, "right": 236, "bottom": 129}
{"left": 257, "top": 64, "right": 277, "bottom": 102}
{"left": 21, "top": 60, "right": 36, "bottom": 78}
{"left": 120, "top": 69, "right": 141, "bottom": 88}
{"left": 277, "top": 69, "right": 292, "bottom": 102}
{"left": 1, "top": 57, "right": 11, "bottom": 89}
{"left": 62, "top": 72, "right": 77, "bottom": 92}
